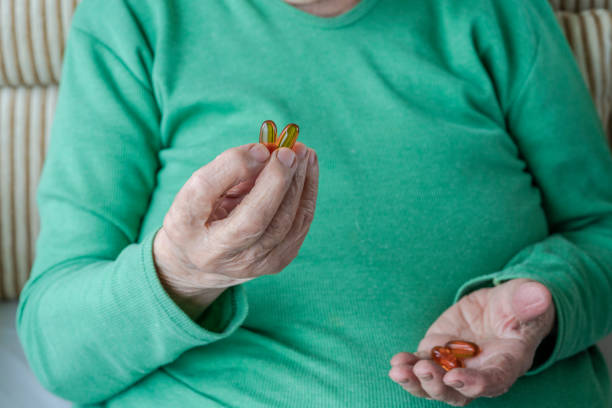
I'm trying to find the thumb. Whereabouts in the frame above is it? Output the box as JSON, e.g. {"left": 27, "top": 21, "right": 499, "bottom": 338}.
{"left": 510, "top": 279, "right": 553, "bottom": 323}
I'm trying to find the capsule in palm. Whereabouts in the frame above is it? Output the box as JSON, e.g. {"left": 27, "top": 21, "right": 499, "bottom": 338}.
{"left": 259, "top": 120, "right": 277, "bottom": 153}
{"left": 431, "top": 346, "right": 463, "bottom": 372}
{"left": 445, "top": 340, "right": 480, "bottom": 359}
{"left": 277, "top": 123, "right": 299, "bottom": 149}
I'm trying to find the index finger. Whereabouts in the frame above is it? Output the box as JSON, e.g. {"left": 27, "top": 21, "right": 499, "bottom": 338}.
{"left": 213, "top": 147, "right": 299, "bottom": 247}
{"left": 165, "top": 143, "right": 270, "bottom": 234}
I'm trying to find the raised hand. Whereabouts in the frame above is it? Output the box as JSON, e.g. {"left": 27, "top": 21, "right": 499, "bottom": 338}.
{"left": 153, "top": 142, "right": 319, "bottom": 319}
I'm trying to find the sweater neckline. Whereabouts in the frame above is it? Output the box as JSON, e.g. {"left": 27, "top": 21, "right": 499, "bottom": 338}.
{"left": 264, "top": 0, "right": 379, "bottom": 29}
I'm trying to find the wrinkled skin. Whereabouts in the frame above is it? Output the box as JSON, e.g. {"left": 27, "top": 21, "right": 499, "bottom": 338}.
{"left": 153, "top": 142, "right": 319, "bottom": 318}
{"left": 389, "top": 278, "right": 555, "bottom": 406}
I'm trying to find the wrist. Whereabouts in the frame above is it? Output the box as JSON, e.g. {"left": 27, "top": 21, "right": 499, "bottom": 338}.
{"left": 153, "top": 227, "right": 226, "bottom": 320}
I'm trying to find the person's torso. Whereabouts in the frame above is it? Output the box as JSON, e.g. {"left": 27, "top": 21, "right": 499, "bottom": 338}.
{"left": 107, "top": 0, "right": 610, "bottom": 406}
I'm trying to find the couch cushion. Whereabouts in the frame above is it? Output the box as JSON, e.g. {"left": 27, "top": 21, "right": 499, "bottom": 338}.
{"left": 0, "top": 86, "right": 57, "bottom": 300}
{"left": 555, "top": 10, "right": 612, "bottom": 141}
{"left": 549, "top": 0, "right": 612, "bottom": 11}
{"left": 0, "top": 0, "right": 80, "bottom": 86}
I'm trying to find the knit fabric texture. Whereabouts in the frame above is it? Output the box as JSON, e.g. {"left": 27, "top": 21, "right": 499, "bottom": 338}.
{"left": 16, "top": 0, "right": 612, "bottom": 406}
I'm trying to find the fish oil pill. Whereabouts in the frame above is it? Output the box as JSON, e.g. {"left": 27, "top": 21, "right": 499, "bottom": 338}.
{"left": 259, "top": 121, "right": 299, "bottom": 152}
{"left": 430, "top": 340, "right": 480, "bottom": 372}
{"left": 431, "top": 346, "right": 463, "bottom": 372}
{"left": 259, "top": 120, "right": 278, "bottom": 153}
{"left": 277, "top": 123, "right": 299, "bottom": 149}
{"left": 445, "top": 340, "right": 480, "bottom": 359}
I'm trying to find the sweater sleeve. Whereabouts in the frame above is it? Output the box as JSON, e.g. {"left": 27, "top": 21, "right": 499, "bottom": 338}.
{"left": 454, "top": 0, "right": 612, "bottom": 375}
{"left": 16, "top": 6, "right": 248, "bottom": 405}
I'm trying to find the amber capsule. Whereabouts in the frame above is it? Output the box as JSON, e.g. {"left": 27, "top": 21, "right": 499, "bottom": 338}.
{"left": 445, "top": 340, "right": 480, "bottom": 359}
{"left": 431, "top": 346, "right": 463, "bottom": 372}
{"left": 277, "top": 123, "right": 299, "bottom": 149}
{"left": 259, "top": 120, "right": 277, "bottom": 153}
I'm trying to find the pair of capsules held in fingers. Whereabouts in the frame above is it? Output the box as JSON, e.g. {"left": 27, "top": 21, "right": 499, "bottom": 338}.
{"left": 259, "top": 120, "right": 299, "bottom": 153}
{"left": 431, "top": 340, "right": 480, "bottom": 371}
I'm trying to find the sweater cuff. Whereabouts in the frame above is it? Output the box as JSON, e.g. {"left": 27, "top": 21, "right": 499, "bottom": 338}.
{"left": 454, "top": 266, "right": 563, "bottom": 376}
{"left": 140, "top": 227, "right": 249, "bottom": 343}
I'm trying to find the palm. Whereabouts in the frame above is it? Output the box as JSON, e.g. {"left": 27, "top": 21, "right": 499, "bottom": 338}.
{"left": 420, "top": 284, "right": 542, "bottom": 381}
{"left": 389, "top": 278, "right": 555, "bottom": 405}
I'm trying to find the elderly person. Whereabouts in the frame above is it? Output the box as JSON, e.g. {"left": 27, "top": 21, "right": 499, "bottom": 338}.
{"left": 16, "top": 0, "right": 612, "bottom": 406}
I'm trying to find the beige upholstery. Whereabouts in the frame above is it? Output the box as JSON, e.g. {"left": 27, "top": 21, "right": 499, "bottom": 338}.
{"left": 0, "top": 0, "right": 77, "bottom": 299}
{"left": 0, "top": 86, "right": 57, "bottom": 299}
{"left": 0, "top": 0, "right": 79, "bottom": 86}
{"left": 556, "top": 10, "right": 612, "bottom": 138}
{"left": 550, "top": 0, "right": 612, "bottom": 11}
{"left": 0, "top": 1, "right": 612, "bottom": 299}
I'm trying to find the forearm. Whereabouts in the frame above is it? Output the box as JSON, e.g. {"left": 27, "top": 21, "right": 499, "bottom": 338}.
{"left": 17, "top": 229, "right": 247, "bottom": 404}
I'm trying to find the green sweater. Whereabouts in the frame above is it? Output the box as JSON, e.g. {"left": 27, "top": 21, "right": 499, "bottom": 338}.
{"left": 16, "top": 0, "right": 612, "bottom": 406}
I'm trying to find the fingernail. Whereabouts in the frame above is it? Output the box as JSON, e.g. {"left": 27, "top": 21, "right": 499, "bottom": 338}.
{"left": 277, "top": 148, "right": 296, "bottom": 168}
{"left": 249, "top": 144, "right": 270, "bottom": 162}
{"left": 418, "top": 374, "right": 433, "bottom": 381}
{"left": 450, "top": 381, "right": 464, "bottom": 388}
{"left": 309, "top": 150, "right": 316, "bottom": 164}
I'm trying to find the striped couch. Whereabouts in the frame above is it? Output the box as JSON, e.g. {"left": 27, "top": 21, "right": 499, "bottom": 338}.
{"left": 0, "top": 0, "right": 611, "bottom": 299}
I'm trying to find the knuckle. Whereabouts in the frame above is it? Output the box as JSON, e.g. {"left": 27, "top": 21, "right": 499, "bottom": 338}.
{"left": 305, "top": 178, "right": 318, "bottom": 197}
{"left": 246, "top": 217, "right": 268, "bottom": 238}
{"left": 192, "top": 169, "right": 218, "bottom": 195}
{"left": 423, "top": 383, "right": 446, "bottom": 401}
{"left": 262, "top": 247, "right": 294, "bottom": 275}
{"left": 268, "top": 211, "right": 292, "bottom": 237}
{"left": 429, "top": 391, "right": 447, "bottom": 401}
{"left": 252, "top": 253, "right": 278, "bottom": 276}
{"left": 223, "top": 147, "right": 246, "bottom": 165}
{"left": 214, "top": 149, "right": 249, "bottom": 179}
{"left": 241, "top": 246, "right": 261, "bottom": 264}
{"left": 228, "top": 212, "right": 267, "bottom": 240}
{"left": 286, "top": 176, "right": 301, "bottom": 196}
{"left": 270, "top": 163, "right": 293, "bottom": 183}
{"left": 466, "top": 380, "right": 487, "bottom": 398}
{"left": 235, "top": 221, "right": 262, "bottom": 240}
{"left": 163, "top": 207, "right": 180, "bottom": 232}
{"left": 165, "top": 204, "right": 198, "bottom": 235}
{"left": 265, "top": 220, "right": 288, "bottom": 242}
{"left": 301, "top": 202, "right": 316, "bottom": 223}
{"left": 190, "top": 165, "right": 208, "bottom": 183}
{"left": 221, "top": 256, "right": 256, "bottom": 279}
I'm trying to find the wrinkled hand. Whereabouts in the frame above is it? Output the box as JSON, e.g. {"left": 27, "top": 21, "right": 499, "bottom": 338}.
{"left": 389, "top": 279, "right": 555, "bottom": 406}
{"left": 153, "top": 142, "right": 319, "bottom": 318}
